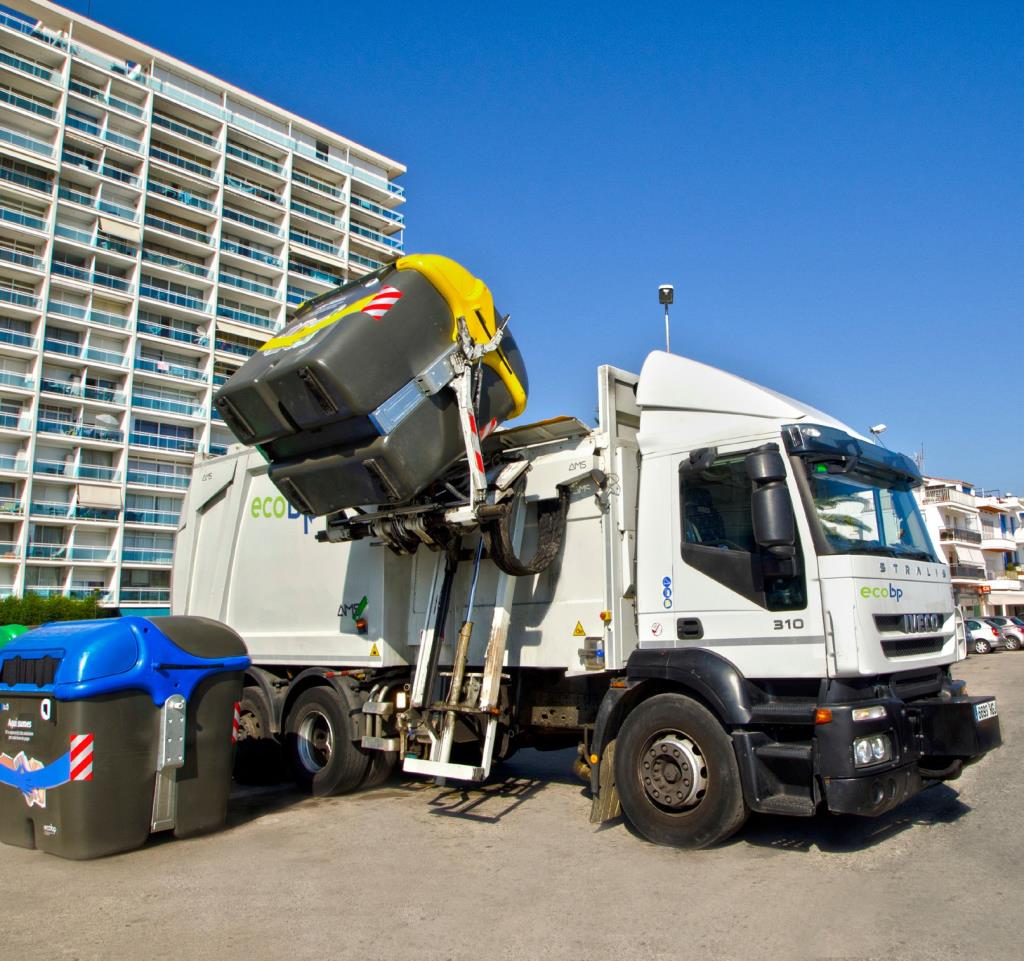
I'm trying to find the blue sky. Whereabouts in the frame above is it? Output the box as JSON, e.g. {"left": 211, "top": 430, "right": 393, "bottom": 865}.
{"left": 58, "top": 1, "right": 1024, "bottom": 490}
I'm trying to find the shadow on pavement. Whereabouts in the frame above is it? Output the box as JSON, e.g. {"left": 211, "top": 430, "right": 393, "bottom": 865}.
{"left": 736, "top": 783, "right": 970, "bottom": 853}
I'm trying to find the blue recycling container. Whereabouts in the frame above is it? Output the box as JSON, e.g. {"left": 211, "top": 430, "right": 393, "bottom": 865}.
{"left": 0, "top": 616, "right": 249, "bottom": 859}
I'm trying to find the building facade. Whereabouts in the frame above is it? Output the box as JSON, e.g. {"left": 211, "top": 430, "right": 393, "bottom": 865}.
{"left": 0, "top": 1, "right": 405, "bottom": 613}
{"left": 917, "top": 478, "right": 1024, "bottom": 617}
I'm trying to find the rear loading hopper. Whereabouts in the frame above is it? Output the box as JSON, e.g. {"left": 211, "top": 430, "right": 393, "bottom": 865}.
{"left": 215, "top": 254, "right": 528, "bottom": 515}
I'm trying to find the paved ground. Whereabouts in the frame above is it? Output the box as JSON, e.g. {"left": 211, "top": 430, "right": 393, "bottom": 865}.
{"left": 1, "top": 653, "right": 1020, "bottom": 961}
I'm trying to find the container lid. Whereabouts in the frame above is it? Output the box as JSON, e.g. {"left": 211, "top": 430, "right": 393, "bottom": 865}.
{"left": 0, "top": 616, "right": 250, "bottom": 705}
{"left": 0, "top": 624, "right": 28, "bottom": 647}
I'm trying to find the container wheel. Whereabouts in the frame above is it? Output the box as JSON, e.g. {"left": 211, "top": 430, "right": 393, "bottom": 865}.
{"left": 284, "top": 686, "right": 371, "bottom": 796}
{"left": 614, "top": 693, "right": 748, "bottom": 848}
{"left": 234, "top": 686, "right": 283, "bottom": 785}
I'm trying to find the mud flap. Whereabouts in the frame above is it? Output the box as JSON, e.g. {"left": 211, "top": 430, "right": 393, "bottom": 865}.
{"left": 589, "top": 739, "right": 621, "bottom": 824}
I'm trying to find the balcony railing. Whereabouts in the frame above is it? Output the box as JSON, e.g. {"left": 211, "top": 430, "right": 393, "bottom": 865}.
{"left": 292, "top": 170, "right": 343, "bottom": 198}
{"left": 152, "top": 112, "right": 220, "bottom": 148}
{"left": 290, "top": 199, "right": 341, "bottom": 227}
{"left": 0, "top": 456, "right": 28, "bottom": 472}
{"left": 214, "top": 338, "right": 254, "bottom": 358}
{"left": 34, "top": 459, "right": 119, "bottom": 482}
{"left": 144, "top": 214, "right": 211, "bottom": 246}
{"left": 69, "top": 546, "right": 115, "bottom": 562}
{"left": 40, "top": 378, "right": 126, "bottom": 404}
{"left": 119, "top": 587, "right": 171, "bottom": 602}
{"left": 0, "top": 541, "right": 20, "bottom": 558}
{"left": 0, "top": 286, "right": 39, "bottom": 309}
{"left": 225, "top": 174, "right": 282, "bottom": 205}
{"left": 0, "top": 369, "right": 32, "bottom": 389}
{"left": 36, "top": 418, "right": 124, "bottom": 442}
{"left": 218, "top": 271, "right": 279, "bottom": 299}
{"left": 147, "top": 179, "right": 216, "bottom": 212}
{"left": 0, "top": 85, "right": 56, "bottom": 120}
{"left": 30, "top": 500, "right": 71, "bottom": 517}
{"left": 0, "top": 49, "right": 57, "bottom": 84}
{"left": 223, "top": 207, "right": 281, "bottom": 236}
{"left": 27, "top": 542, "right": 68, "bottom": 559}
{"left": 949, "top": 564, "right": 986, "bottom": 580}
{"left": 225, "top": 142, "right": 283, "bottom": 175}
{"left": 84, "top": 346, "right": 127, "bottom": 367}
{"left": 349, "top": 252, "right": 385, "bottom": 270}
{"left": 139, "top": 283, "right": 209, "bottom": 313}
{"left": 0, "top": 162, "right": 52, "bottom": 193}
{"left": 68, "top": 79, "right": 145, "bottom": 119}
{"left": 0, "top": 246, "right": 42, "bottom": 270}
{"left": 0, "top": 125, "right": 53, "bottom": 156}
{"left": 287, "top": 285, "right": 315, "bottom": 306}
{"left": 149, "top": 146, "right": 214, "bottom": 179}
{"left": 134, "top": 356, "right": 207, "bottom": 382}
{"left": 124, "top": 508, "right": 181, "bottom": 526}
{"left": 289, "top": 261, "right": 343, "bottom": 286}
{"left": 122, "top": 548, "right": 174, "bottom": 564}
{"left": 129, "top": 431, "right": 198, "bottom": 452}
{"left": 0, "top": 411, "right": 31, "bottom": 430}
{"left": 350, "top": 222, "right": 403, "bottom": 250}
{"left": 216, "top": 302, "right": 277, "bottom": 330}
{"left": 924, "top": 488, "right": 976, "bottom": 508}
{"left": 142, "top": 248, "right": 210, "bottom": 279}
{"left": 126, "top": 468, "right": 191, "bottom": 489}
{"left": 0, "top": 204, "right": 47, "bottom": 231}
{"left": 939, "top": 528, "right": 983, "bottom": 545}
{"left": 350, "top": 195, "right": 404, "bottom": 225}
{"left": 220, "top": 237, "right": 282, "bottom": 268}
{"left": 132, "top": 393, "right": 205, "bottom": 417}
{"left": 289, "top": 230, "right": 336, "bottom": 255}
{"left": 0, "top": 495, "right": 24, "bottom": 513}
{"left": 136, "top": 316, "right": 207, "bottom": 346}
{"left": 0, "top": 327, "right": 35, "bottom": 348}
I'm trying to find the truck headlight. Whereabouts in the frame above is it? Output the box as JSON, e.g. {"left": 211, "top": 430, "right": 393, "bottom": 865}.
{"left": 853, "top": 734, "right": 893, "bottom": 767}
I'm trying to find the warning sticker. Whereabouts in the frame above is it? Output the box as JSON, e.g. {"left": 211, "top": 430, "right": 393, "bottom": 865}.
{"left": 369, "top": 642, "right": 381, "bottom": 657}
{"left": 572, "top": 621, "right": 587, "bottom": 637}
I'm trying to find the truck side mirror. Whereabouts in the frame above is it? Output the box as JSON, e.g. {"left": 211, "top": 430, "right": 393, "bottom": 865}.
{"left": 746, "top": 449, "right": 797, "bottom": 557}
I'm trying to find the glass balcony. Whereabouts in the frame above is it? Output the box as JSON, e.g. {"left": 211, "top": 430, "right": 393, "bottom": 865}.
{"left": 147, "top": 179, "right": 216, "bottom": 213}
{"left": 36, "top": 418, "right": 124, "bottom": 442}
{"left": 0, "top": 246, "right": 43, "bottom": 270}
{"left": 218, "top": 271, "right": 279, "bottom": 299}
{"left": 152, "top": 112, "right": 219, "bottom": 148}
{"left": 0, "top": 163, "right": 52, "bottom": 193}
{"left": 289, "top": 230, "right": 336, "bottom": 255}
{"left": 0, "top": 49, "right": 57, "bottom": 84}
{"left": 223, "top": 207, "right": 281, "bottom": 236}
{"left": 139, "top": 283, "right": 209, "bottom": 313}
{"left": 349, "top": 252, "right": 384, "bottom": 270}
{"left": 214, "top": 338, "right": 254, "bottom": 358}
{"left": 124, "top": 508, "right": 181, "bottom": 526}
{"left": 0, "top": 204, "right": 46, "bottom": 231}
{"left": 126, "top": 468, "right": 191, "bottom": 489}
{"left": 69, "top": 546, "right": 115, "bottom": 562}
{"left": 68, "top": 79, "right": 145, "bottom": 119}
{"left": 144, "top": 215, "right": 211, "bottom": 245}
{"left": 84, "top": 346, "right": 127, "bottom": 367}
{"left": 290, "top": 199, "right": 340, "bottom": 227}
{"left": 31, "top": 500, "right": 72, "bottom": 517}
{"left": 129, "top": 431, "right": 198, "bottom": 453}
{"left": 350, "top": 223, "right": 402, "bottom": 250}
{"left": 0, "top": 541, "right": 20, "bottom": 558}
{"left": 287, "top": 285, "right": 316, "bottom": 306}
{"left": 77, "top": 463, "right": 119, "bottom": 482}
{"left": 27, "top": 542, "right": 67, "bottom": 559}
{"left": 122, "top": 548, "right": 173, "bottom": 564}
{"left": 289, "top": 261, "right": 344, "bottom": 286}
{"left": 73, "top": 505, "right": 120, "bottom": 521}
{"left": 225, "top": 174, "right": 282, "bottom": 204}
{"left": 136, "top": 316, "right": 207, "bottom": 346}
{"left": 35, "top": 459, "right": 120, "bottom": 482}
{"left": 141, "top": 248, "right": 210, "bottom": 279}
{"left": 0, "top": 328, "right": 35, "bottom": 348}
{"left": 43, "top": 337, "right": 82, "bottom": 357}
{"left": 120, "top": 587, "right": 171, "bottom": 602}
{"left": 97, "top": 198, "right": 137, "bottom": 221}
{"left": 209, "top": 443, "right": 229, "bottom": 456}
{"left": 134, "top": 356, "right": 207, "bottom": 382}
{"left": 220, "top": 237, "right": 282, "bottom": 268}
{"left": 150, "top": 146, "right": 215, "bottom": 179}
{"left": 292, "top": 170, "right": 343, "bottom": 198}
{"left": 0, "top": 411, "right": 31, "bottom": 430}
{"left": 0, "top": 455, "right": 28, "bottom": 472}
{"left": 0, "top": 495, "right": 24, "bottom": 513}
{"left": 0, "top": 369, "right": 33, "bottom": 389}
{"left": 0, "top": 286, "right": 39, "bottom": 309}
{"left": 0, "top": 85, "right": 56, "bottom": 120}
{"left": 65, "top": 112, "right": 100, "bottom": 137}
{"left": 216, "top": 302, "right": 277, "bottom": 330}
{"left": 0, "top": 125, "right": 53, "bottom": 156}
{"left": 350, "top": 195, "right": 404, "bottom": 225}
{"left": 103, "top": 129, "right": 142, "bottom": 152}
{"left": 225, "top": 142, "right": 283, "bottom": 175}
{"left": 68, "top": 588, "right": 114, "bottom": 602}
{"left": 57, "top": 186, "right": 137, "bottom": 221}
{"left": 132, "top": 393, "right": 205, "bottom": 417}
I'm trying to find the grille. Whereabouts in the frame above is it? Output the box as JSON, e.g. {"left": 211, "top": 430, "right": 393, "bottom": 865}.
{"left": 0, "top": 655, "right": 60, "bottom": 688}
{"left": 881, "top": 637, "right": 944, "bottom": 658}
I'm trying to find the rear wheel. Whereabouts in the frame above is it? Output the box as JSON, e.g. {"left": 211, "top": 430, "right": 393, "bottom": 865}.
{"left": 614, "top": 693, "right": 748, "bottom": 848}
{"left": 284, "top": 686, "right": 371, "bottom": 796}
{"left": 973, "top": 638, "right": 991, "bottom": 655}
{"left": 1003, "top": 635, "right": 1021, "bottom": 651}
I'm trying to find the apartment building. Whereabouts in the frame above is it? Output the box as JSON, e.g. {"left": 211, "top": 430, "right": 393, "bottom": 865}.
{"left": 917, "top": 478, "right": 1024, "bottom": 617}
{"left": 0, "top": 1, "right": 405, "bottom": 613}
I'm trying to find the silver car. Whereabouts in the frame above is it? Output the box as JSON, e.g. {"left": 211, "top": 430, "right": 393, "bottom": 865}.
{"left": 966, "top": 618, "right": 1007, "bottom": 654}
{"left": 983, "top": 617, "right": 1023, "bottom": 650}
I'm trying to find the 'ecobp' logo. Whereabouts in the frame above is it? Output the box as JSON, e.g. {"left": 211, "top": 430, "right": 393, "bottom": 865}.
{"left": 250, "top": 496, "right": 313, "bottom": 534}
{"left": 859, "top": 583, "right": 904, "bottom": 602}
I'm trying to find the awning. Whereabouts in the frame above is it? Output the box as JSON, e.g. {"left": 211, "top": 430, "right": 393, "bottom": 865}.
{"left": 216, "top": 320, "right": 269, "bottom": 343}
{"left": 988, "top": 591, "right": 1024, "bottom": 607}
{"left": 77, "top": 484, "right": 123, "bottom": 509}
{"left": 98, "top": 217, "right": 141, "bottom": 243}
{"left": 956, "top": 546, "right": 986, "bottom": 566}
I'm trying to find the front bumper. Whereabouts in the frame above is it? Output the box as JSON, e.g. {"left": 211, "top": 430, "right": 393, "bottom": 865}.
{"left": 818, "top": 694, "right": 1001, "bottom": 816}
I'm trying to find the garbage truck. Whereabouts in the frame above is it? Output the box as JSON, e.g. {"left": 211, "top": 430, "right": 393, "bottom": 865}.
{"left": 173, "top": 253, "right": 1001, "bottom": 847}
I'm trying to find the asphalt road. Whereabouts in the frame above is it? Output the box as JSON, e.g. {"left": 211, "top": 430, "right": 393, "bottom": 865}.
{"left": 1, "top": 652, "right": 1019, "bottom": 961}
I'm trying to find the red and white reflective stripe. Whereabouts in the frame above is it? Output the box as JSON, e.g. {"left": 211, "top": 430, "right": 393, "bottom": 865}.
{"left": 479, "top": 417, "right": 498, "bottom": 441}
{"left": 466, "top": 413, "right": 485, "bottom": 475}
{"left": 363, "top": 286, "right": 403, "bottom": 319}
{"left": 231, "top": 702, "right": 241, "bottom": 744}
{"left": 69, "top": 733, "right": 93, "bottom": 782}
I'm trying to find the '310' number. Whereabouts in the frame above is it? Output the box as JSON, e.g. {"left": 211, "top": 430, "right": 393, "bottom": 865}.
{"left": 773, "top": 618, "right": 804, "bottom": 630}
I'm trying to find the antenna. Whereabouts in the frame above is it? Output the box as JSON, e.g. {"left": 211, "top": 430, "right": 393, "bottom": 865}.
{"left": 658, "top": 284, "right": 674, "bottom": 352}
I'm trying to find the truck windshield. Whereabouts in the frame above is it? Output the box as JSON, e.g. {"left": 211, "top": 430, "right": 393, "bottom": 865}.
{"left": 804, "top": 467, "right": 937, "bottom": 561}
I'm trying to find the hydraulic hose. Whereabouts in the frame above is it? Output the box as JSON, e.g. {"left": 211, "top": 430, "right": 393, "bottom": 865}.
{"left": 481, "top": 484, "right": 571, "bottom": 576}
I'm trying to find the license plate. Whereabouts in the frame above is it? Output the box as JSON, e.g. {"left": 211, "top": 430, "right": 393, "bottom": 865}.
{"left": 974, "top": 700, "right": 998, "bottom": 722}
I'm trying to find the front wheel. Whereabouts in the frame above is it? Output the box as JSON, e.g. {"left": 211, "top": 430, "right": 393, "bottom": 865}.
{"left": 1003, "top": 636, "right": 1021, "bottom": 652}
{"left": 973, "top": 638, "right": 991, "bottom": 655}
{"left": 614, "top": 693, "right": 748, "bottom": 848}
{"left": 283, "top": 686, "right": 371, "bottom": 796}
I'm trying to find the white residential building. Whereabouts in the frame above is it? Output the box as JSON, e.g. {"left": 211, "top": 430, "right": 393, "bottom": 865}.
{"left": 0, "top": 0, "right": 405, "bottom": 614}
{"left": 918, "top": 478, "right": 1023, "bottom": 617}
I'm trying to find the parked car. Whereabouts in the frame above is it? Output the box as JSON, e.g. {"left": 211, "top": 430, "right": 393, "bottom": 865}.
{"left": 983, "top": 617, "right": 1023, "bottom": 650}
{"left": 965, "top": 618, "right": 1007, "bottom": 654}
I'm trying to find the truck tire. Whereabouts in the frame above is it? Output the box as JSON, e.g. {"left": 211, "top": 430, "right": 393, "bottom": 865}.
{"left": 284, "top": 686, "right": 371, "bottom": 796}
{"left": 361, "top": 749, "right": 398, "bottom": 788}
{"left": 234, "top": 686, "right": 283, "bottom": 785}
{"left": 614, "top": 693, "right": 748, "bottom": 848}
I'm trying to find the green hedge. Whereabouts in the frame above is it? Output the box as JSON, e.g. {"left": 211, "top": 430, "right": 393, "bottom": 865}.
{"left": 0, "top": 592, "right": 105, "bottom": 627}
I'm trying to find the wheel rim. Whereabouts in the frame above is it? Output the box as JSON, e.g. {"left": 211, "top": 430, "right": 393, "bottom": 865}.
{"left": 638, "top": 730, "right": 708, "bottom": 814}
{"left": 237, "top": 707, "right": 262, "bottom": 743}
{"left": 296, "top": 710, "right": 334, "bottom": 775}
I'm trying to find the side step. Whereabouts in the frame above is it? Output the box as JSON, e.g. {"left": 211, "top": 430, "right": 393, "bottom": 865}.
{"left": 403, "top": 757, "right": 486, "bottom": 782}
{"left": 755, "top": 793, "right": 818, "bottom": 817}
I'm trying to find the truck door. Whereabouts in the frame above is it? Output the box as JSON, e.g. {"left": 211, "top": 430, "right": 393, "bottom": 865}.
{"left": 637, "top": 443, "right": 827, "bottom": 679}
